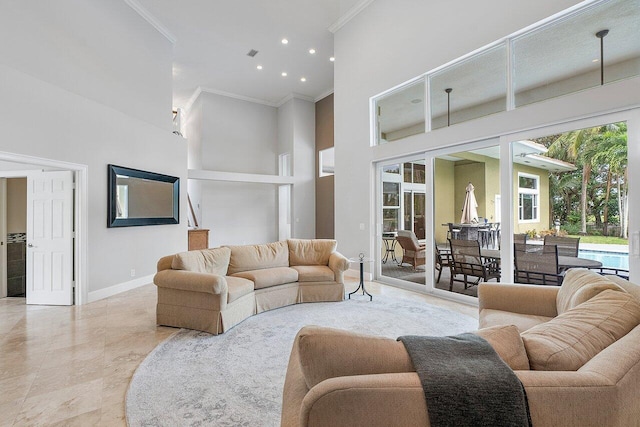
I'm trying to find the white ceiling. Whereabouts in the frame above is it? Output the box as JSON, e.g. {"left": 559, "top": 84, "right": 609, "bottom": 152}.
{"left": 132, "top": 0, "right": 368, "bottom": 109}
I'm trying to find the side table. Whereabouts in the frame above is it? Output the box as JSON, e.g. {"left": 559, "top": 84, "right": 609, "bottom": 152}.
{"left": 348, "top": 254, "right": 373, "bottom": 301}
{"left": 382, "top": 233, "right": 399, "bottom": 264}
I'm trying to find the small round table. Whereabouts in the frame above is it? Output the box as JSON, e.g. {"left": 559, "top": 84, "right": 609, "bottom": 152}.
{"left": 382, "top": 235, "right": 399, "bottom": 264}
{"left": 348, "top": 255, "right": 373, "bottom": 301}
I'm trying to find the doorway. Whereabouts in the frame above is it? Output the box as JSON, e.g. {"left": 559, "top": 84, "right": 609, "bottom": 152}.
{"left": 4, "top": 177, "right": 27, "bottom": 297}
{"left": 0, "top": 153, "right": 87, "bottom": 305}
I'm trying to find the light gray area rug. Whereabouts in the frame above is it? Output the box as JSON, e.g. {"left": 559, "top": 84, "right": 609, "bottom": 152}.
{"left": 126, "top": 295, "right": 478, "bottom": 427}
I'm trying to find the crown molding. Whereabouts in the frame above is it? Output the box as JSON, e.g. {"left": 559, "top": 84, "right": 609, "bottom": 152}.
{"left": 314, "top": 89, "right": 334, "bottom": 103}
{"left": 183, "top": 87, "right": 203, "bottom": 113}
{"left": 275, "top": 93, "right": 315, "bottom": 107}
{"left": 185, "top": 87, "right": 322, "bottom": 111}
{"left": 328, "top": 0, "right": 376, "bottom": 33}
{"left": 124, "top": 0, "right": 177, "bottom": 44}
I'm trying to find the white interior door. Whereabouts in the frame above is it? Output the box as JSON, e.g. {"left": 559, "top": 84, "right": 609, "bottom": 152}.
{"left": 26, "top": 171, "right": 74, "bottom": 305}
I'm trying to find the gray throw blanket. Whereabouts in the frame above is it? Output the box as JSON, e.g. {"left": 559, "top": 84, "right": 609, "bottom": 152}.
{"left": 398, "top": 333, "right": 531, "bottom": 427}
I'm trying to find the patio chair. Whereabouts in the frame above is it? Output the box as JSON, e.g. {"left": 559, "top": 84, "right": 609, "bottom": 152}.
{"left": 435, "top": 245, "right": 452, "bottom": 283}
{"left": 477, "top": 222, "right": 492, "bottom": 248}
{"left": 448, "top": 239, "right": 500, "bottom": 291}
{"left": 543, "top": 235, "right": 580, "bottom": 257}
{"left": 514, "top": 233, "right": 528, "bottom": 244}
{"left": 447, "top": 223, "right": 461, "bottom": 240}
{"left": 514, "top": 243, "right": 564, "bottom": 286}
{"left": 396, "top": 230, "right": 426, "bottom": 270}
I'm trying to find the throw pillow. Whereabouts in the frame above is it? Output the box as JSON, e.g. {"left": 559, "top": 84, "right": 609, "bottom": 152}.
{"left": 556, "top": 269, "right": 622, "bottom": 314}
{"left": 522, "top": 290, "right": 640, "bottom": 371}
{"left": 171, "top": 247, "right": 231, "bottom": 275}
{"left": 474, "top": 325, "right": 530, "bottom": 370}
{"left": 288, "top": 239, "right": 336, "bottom": 266}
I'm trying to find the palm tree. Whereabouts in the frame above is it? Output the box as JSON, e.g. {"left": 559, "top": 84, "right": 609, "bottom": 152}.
{"left": 547, "top": 124, "right": 619, "bottom": 234}
{"left": 591, "top": 123, "right": 628, "bottom": 237}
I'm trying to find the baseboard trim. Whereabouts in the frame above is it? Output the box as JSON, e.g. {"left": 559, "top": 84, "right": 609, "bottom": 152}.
{"left": 88, "top": 274, "right": 154, "bottom": 303}
{"left": 345, "top": 268, "right": 373, "bottom": 281}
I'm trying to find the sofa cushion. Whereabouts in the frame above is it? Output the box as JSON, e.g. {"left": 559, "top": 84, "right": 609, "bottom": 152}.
{"left": 556, "top": 269, "right": 623, "bottom": 314}
{"left": 479, "top": 309, "right": 553, "bottom": 333}
{"left": 171, "top": 247, "right": 231, "bottom": 276}
{"left": 522, "top": 290, "right": 640, "bottom": 371}
{"left": 288, "top": 239, "right": 336, "bottom": 266}
{"left": 474, "top": 325, "right": 530, "bottom": 371}
{"left": 226, "top": 241, "right": 289, "bottom": 275}
{"left": 291, "top": 265, "right": 334, "bottom": 282}
{"left": 225, "top": 276, "right": 254, "bottom": 303}
{"left": 605, "top": 275, "right": 640, "bottom": 303}
{"left": 231, "top": 267, "right": 299, "bottom": 290}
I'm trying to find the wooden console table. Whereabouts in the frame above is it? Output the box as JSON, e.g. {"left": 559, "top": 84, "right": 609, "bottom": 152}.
{"left": 188, "top": 228, "right": 209, "bottom": 250}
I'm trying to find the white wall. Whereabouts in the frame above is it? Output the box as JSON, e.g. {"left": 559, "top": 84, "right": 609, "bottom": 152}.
{"left": 189, "top": 92, "right": 280, "bottom": 245}
{"left": 278, "top": 97, "right": 317, "bottom": 239}
{"left": 200, "top": 93, "right": 278, "bottom": 174}
{"left": 0, "top": 0, "right": 173, "bottom": 131}
{"left": 0, "top": 1, "right": 187, "bottom": 299}
{"left": 333, "top": 0, "right": 640, "bottom": 265}
{"left": 291, "top": 98, "right": 316, "bottom": 239}
{"left": 187, "top": 93, "right": 316, "bottom": 245}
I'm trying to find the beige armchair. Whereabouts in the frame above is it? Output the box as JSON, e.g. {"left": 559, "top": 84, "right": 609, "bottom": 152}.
{"left": 396, "top": 230, "right": 425, "bottom": 270}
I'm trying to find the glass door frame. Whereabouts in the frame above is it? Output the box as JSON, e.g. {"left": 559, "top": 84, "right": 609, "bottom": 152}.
{"left": 426, "top": 137, "right": 502, "bottom": 305}
{"left": 500, "top": 108, "right": 640, "bottom": 283}
{"left": 375, "top": 155, "right": 428, "bottom": 294}
{"left": 373, "top": 107, "right": 639, "bottom": 302}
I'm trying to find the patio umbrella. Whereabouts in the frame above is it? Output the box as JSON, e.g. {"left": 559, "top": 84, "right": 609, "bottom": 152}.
{"left": 460, "top": 182, "right": 479, "bottom": 224}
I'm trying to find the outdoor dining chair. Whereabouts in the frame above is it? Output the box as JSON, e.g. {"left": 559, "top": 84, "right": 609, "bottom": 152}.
{"left": 514, "top": 233, "right": 528, "bottom": 244}
{"left": 396, "top": 230, "right": 426, "bottom": 270}
{"left": 543, "top": 235, "right": 580, "bottom": 257}
{"left": 514, "top": 243, "right": 564, "bottom": 286}
{"left": 448, "top": 239, "right": 500, "bottom": 291}
{"left": 435, "top": 245, "right": 452, "bottom": 283}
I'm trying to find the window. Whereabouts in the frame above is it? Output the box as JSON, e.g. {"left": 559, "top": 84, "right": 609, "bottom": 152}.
{"left": 518, "top": 173, "right": 539, "bottom": 222}
{"left": 383, "top": 182, "right": 400, "bottom": 232}
{"left": 319, "top": 148, "right": 335, "bottom": 177}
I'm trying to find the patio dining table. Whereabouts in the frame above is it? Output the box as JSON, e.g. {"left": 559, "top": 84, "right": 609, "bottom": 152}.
{"left": 480, "top": 249, "right": 603, "bottom": 270}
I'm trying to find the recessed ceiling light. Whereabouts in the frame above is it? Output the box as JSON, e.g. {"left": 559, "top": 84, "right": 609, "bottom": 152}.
{"left": 300, "top": 77, "right": 306, "bottom": 82}
{"left": 329, "top": 56, "right": 335, "bottom": 62}
{"left": 592, "top": 58, "right": 600, "bottom": 63}
{"left": 411, "top": 98, "right": 422, "bottom": 104}
{"left": 256, "top": 65, "right": 263, "bottom": 70}
{"left": 309, "top": 49, "right": 316, "bottom": 54}
{"left": 281, "top": 38, "right": 289, "bottom": 45}
{"left": 281, "top": 72, "right": 288, "bottom": 77}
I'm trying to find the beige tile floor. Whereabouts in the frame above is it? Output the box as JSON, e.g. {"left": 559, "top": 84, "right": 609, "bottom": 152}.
{"left": 0, "top": 279, "right": 477, "bottom": 426}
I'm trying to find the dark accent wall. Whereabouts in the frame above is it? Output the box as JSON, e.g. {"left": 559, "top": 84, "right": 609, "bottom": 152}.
{"left": 315, "top": 94, "right": 334, "bottom": 239}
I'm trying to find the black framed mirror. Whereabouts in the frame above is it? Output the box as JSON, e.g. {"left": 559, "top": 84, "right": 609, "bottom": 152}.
{"left": 107, "top": 164, "right": 179, "bottom": 227}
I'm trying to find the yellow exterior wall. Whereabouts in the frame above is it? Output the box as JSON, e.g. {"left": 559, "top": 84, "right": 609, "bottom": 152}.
{"left": 512, "top": 164, "right": 551, "bottom": 235}
{"left": 433, "top": 158, "right": 455, "bottom": 243}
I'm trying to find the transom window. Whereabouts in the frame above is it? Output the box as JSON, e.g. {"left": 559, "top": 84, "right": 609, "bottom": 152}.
{"left": 518, "top": 173, "right": 539, "bottom": 222}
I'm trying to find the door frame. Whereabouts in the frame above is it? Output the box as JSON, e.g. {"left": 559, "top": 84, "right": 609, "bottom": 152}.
{"left": 0, "top": 152, "right": 88, "bottom": 305}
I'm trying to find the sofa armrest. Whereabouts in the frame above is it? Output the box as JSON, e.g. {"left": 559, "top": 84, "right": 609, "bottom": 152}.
{"left": 154, "top": 269, "right": 228, "bottom": 295}
{"left": 299, "top": 373, "right": 428, "bottom": 427}
{"left": 478, "top": 283, "right": 559, "bottom": 318}
{"left": 328, "top": 252, "right": 349, "bottom": 284}
{"left": 296, "top": 326, "right": 413, "bottom": 389}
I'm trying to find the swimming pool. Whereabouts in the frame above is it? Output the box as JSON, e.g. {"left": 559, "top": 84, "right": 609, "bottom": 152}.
{"left": 578, "top": 249, "right": 629, "bottom": 270}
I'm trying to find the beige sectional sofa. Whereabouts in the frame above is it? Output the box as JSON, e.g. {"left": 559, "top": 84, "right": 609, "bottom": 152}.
{"left": 281, "top": 269, "right": 640, "bottom": 427}
{"left": 154, "top": 239, "right": 349, "bottom": 335}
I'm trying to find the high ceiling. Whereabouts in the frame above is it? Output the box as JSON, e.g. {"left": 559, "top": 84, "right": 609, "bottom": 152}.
{"left": 132, "top": 0, "right": 368, "bottom": 109}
